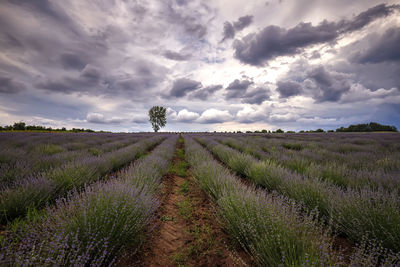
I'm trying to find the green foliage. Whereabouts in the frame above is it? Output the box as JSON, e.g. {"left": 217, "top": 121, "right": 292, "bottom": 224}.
{"left": 180, "top": 181, "right": 189, "bottom": 194}
{"left": 336, "top": 122, "right": 397, "bottom": 132}
{"left": 13, "top": 122, "right": 26, "bottom": 130}
{"left": 177, "top": 199, "right": 192, "bottom": 220}
{"left": 282, "top": 143, "right": 303, "bottom": 151}
{"left": 169, "top": 161, "right": 189, "bottom": 177}
{"left": 148, "top": 106, "right": 167, "bottom": 132}
{"left": 35, "top": 144, "right": 65, "bottom": 155}
{"left": 160, "top": 215, "right": 174, "bottom": 222}
{"left": 88, "top": 148, "right": 101, "bottom": 156}
{"left": 0, "top": 121, "right": 97, "bottom": 132}
{"left": 177, "top": 148, "right": 184, "bottom": 159}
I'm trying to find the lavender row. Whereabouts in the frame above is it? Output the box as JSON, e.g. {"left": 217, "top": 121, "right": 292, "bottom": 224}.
{"left": 239, "top": 134, "right": 400, "bottom": 173}
{"left": 0, "top": 133, "right": 147, "bottom": 172}
{"left": 0, "top": 135, "right": 165, "bottom": 224}
{"left": 195, "top": 136, "right": 400, "bottom": 252}
{"left": 216, "top": 136, "right": 400, "bottom": 194}
{"left": 184, "top": 136, "right": 400, "bottom": 266}
{"left": 0, "top": 132, "right": 133, "bottom": 152}
{"left": 0, "top": 135, "right": 145, "bottom": 189}
{"left": 0, "top": 135, "right": 177, "bottom": 265}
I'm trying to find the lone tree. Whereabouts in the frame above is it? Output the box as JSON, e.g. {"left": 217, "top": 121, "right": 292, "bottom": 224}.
{"left": 148, "top": 106, "right": 166, "bottom": 132}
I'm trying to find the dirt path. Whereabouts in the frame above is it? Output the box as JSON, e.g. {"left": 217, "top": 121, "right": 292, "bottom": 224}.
{"left": 137, "top": 137, "right": 252, "bottom": 267}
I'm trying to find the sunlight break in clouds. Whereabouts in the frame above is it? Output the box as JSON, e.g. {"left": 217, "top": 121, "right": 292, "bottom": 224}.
{"left": 0, "top": 0, "right": 399, "bottom": 132}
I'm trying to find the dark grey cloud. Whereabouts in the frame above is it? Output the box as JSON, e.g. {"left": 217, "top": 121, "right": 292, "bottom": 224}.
{"left": 276, "top": 80, "right": 302, "bottom": 98}
{"left": 163, "top": 50, "right": 191, "bottom": 61}
{"left": 0, "top": 0, "right": 109, "bottom": 80}
{"left": 242, "top": 87, "right": 270, "bottom": 104}
{"left": 60, "top": 53, "right": 88, "bottom": 70}
{"left": 225, "top": 79, "right": 253, "bottom": 99}
{"left": 332, "top": 27, "right": 400, "bottom": 92}
{"left": 276, "top": 62, "right": 352, "bottom": 102}
{"left": 221, "top": 15, "right": 254, "bottom": 42}
{"left": 107, "top": 60, "right": 168, "bottom": 97}
{"left": 166, "top": 78, "right": 202, "bottom": 98}
{"left": 222, "top": 22, "right": 235, "bottom": 41}
{"left": 190, "top": 84, "right": 222, "bottom": 100}
{"left": 131, "top": 116, "right": 149, "bottom": 124}
{"left": 6, "top": 0, "right": 72, "bottom": 26}
{"left": 340, "top": 4, "right": 399, "bottom": 33}
{"left": 0, "top": 74, "right": 26, "bottom": 94}
{"left": 234, "top": 4, "right": 398, "bottom": 65}
{"left": 233, "top": 15, "right": 253, "bottom": 31}
{"left": 350, "top": 27, "right": 400, "bottom": 64}
{"left": 305, "top": 66, "right": 351, "bottom": 102}
{"left": 86, "top": 113, "right": 125, "bottom": 124}
{"left": 162, "top": 1, "right": 207, "bottom": 40}
{"left": 34, "top": 65, "right": 103, "bottom": 94}
{"left": 35, "top": 60, "right": 167, "bottom": 98}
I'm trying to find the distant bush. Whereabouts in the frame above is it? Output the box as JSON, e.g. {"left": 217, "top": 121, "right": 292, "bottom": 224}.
{"left": 0, "top": 121, "right": 98, "bottom": 133}
{"left": 336, "top": 122, "right": 397, "bottom": 132}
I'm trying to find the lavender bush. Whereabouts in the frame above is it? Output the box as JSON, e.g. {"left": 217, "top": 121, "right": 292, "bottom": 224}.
{"left": 0, "top": 135, "right": 165, "bottom": 224}
{"left": 185, "top": 136, "right": 338, "bottom": 266}
{"left": 194, "top": 135, "right": 400, "bottom": 252}
{"left": 0, "top": 135, "right": 178, "bottom": 265}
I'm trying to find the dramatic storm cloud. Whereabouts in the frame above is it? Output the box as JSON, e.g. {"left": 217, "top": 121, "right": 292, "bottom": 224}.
{"left": 233, "top": 4, "right": 399, "bottom": 65}
{"left": 0, "top": 0, "right": 399, "bottom": 132}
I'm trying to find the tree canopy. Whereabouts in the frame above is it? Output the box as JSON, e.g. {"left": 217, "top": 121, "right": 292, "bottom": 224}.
{"left": 148, "top": 106, "right": 166, "bottom": 132}
{"left": 336, "top": 122, "right": 397, "bottom": 132}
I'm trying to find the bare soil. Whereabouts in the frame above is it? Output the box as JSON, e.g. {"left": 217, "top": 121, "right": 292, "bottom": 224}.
{"left": 133, "top": 138, "right": 253, "bottom": 267}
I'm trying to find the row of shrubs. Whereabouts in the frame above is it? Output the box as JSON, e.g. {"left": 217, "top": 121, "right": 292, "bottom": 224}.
{"left": 185, "top": 136, "right": 399, "bottom": 266}
{"left": 0, "top": 136, "right": 165, "bottom": 224}
{"left": 217, "top": 136, "right": 400, "bottom": 193}
{"left": 0, "top": 135, "right": 143, "bottom": 189}
{"left": 195, "top": 136, "right": 400, "bottom": 253}
{"left": 0, "top": 135, "right": 177, "bottom": 265}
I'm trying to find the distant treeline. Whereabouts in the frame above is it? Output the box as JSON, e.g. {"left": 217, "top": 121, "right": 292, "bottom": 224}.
{"left": 335, "top": 122, "right": 397, "bottom": 132}
{"left": 238, "top": 122, "right": 398, "bottom": 134}
{"left": 0, "top": 122, "right": 101, "bottom": 133}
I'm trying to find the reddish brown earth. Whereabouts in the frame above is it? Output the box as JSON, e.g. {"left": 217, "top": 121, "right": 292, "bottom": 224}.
{"left": 130, "top": 139, "right": 253, "bottom": 267}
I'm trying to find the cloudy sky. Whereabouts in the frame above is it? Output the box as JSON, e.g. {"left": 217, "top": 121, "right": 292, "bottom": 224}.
{"left": 0, "top": 0, "right": 399, "bottom": 132}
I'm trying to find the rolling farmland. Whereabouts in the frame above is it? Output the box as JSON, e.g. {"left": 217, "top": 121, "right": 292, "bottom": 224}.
{"left": 1, "top": 132, "right": 400, "bottom": 266}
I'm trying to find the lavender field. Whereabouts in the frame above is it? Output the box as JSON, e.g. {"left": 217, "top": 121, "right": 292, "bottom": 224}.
{"left": 0, "top": 132, "right": 400, "bottom": 266}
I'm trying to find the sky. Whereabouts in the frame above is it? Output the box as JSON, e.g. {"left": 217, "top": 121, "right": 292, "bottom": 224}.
{"left": 0, "top": 0, "right": 399, "bottom": 132}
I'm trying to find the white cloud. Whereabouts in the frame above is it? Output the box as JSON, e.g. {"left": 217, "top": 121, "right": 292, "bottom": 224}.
{"left": 86, "top": 112, "right": 125, "bottom": 124}
{"left": 166, "top": 107, "right": 178, "bottom": 120}
{"left": 86, "top": 113, "right": 105, "bottom": 123}
{"left": 236, "top": 106, "right": 268, "bottom": 123}
{"left": 269, "top": 113, "right": 300, "bottom": 123}
{"left": 340, "top": 84, "right": 400, "bottom": 103}
{"left": 176, "top": 109, "right": 200, "bottom": 122}
{"left": 197, "top": 108, "right": 233, "bottom": 123}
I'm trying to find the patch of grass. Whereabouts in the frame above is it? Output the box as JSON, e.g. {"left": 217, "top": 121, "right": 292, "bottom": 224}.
{"left": 160, "top": 215, "right": 174, "bottom": 222}
{"left": 188, "top": 224, "right": 214, "bottom": 255}
{"left": 177, "top": 199, "right": 192, "bottom": 220}
{"left": 177, "top": 148, "right": 184, "bottom": 159}
{"left": 169, "top": 161, "right": 189, "bottom": 177}
{"left": 172, "top": 249, "right": 188, "bottom": 266}
{"left": 88, "top": 148, "right": 101, "bottom": 156}
{"left": 180, "top": 181, "right": 189, "bottom": 194}
{"left": 35, "top": 144, "right": 65, "bottom": 155}
{"left": 282, "top": 143, "right": 303, "bottom": 151}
